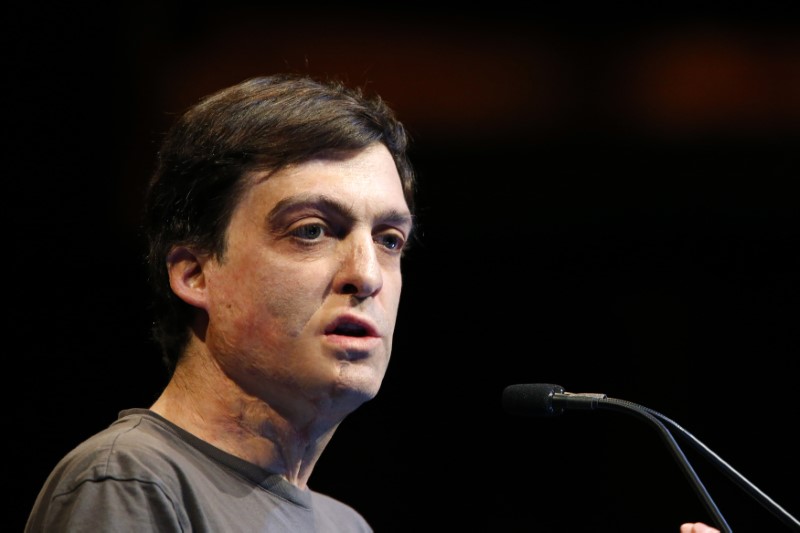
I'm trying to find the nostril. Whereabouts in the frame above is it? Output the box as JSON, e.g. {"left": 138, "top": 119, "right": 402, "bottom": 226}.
{"left": 341, "top": 283, "right": 358, "bottom": 295}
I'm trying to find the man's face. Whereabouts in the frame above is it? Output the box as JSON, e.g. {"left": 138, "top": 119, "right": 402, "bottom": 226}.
{"left": 198, "top": 144, "right": 412, "bottom": 422}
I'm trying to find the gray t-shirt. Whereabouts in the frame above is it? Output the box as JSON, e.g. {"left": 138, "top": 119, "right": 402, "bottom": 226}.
{"left": 26, "top": 409, "right": 373, "bottom": 532}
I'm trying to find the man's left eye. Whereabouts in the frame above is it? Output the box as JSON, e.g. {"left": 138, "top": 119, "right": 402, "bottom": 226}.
{"left": 377, "top": 234, "right": 404, "bottom": 250}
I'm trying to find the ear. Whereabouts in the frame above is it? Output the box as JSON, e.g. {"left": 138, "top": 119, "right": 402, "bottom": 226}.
{"left": 167, "top": 246, "right": 210, "bottom": 310}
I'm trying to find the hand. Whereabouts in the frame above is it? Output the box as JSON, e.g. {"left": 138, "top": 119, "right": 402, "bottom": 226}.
{"left": 680, "top": 522, "right": 720, "bottom": 533}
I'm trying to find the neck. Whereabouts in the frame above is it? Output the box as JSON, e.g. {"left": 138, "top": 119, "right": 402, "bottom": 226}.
{"left": 150, "top": 343, "right": 340, "bottom": 489}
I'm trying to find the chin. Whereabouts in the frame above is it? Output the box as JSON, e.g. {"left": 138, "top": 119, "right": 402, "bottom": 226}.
{"left": 333, "top": 363, "right": 385, "bottom": 405}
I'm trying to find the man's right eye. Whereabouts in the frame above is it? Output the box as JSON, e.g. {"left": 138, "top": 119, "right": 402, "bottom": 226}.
{"left": 292, "top": 223, "right": 326, "bottom": 240}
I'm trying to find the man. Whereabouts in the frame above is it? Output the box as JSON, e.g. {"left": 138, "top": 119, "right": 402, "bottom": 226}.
{"left": 25, "top": 73, "right": 720, "bottom": 532}
{"left": 26, "top": 73, "right": 414, "bottom": 532}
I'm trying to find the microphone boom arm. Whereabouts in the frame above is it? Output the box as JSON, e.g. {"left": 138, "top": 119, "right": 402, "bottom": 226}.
{"left": 614, "top": 397, "right": 800, "bottom": 531}
{"left": 554, "top": 393, "right": 732, "bottom": 532}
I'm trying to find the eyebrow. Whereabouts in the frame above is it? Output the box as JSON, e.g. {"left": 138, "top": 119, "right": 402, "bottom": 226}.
{"left": 268, "top": 193, "right": 414, "bottom": 233}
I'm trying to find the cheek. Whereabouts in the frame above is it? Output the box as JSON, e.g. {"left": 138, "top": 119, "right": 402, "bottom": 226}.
{"left": 259, "top": 278, "right": 314, "bottom": 336}
{"left": 209, "top": 260, "right": 320, "bottom": 342}
{"left": 385, "top": 269, "right": 404, "bottom": 310}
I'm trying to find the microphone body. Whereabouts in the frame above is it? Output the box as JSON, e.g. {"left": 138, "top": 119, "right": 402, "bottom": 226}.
{"left": 502, "top": 383, "right": 606, "bottom": 417}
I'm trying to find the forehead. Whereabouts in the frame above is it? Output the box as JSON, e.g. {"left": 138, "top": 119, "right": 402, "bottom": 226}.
{"left": 242, "top": 144, "right": 411, "bottom": 225}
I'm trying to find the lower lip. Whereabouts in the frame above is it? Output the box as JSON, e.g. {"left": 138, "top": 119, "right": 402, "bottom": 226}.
{"left": 324, "top": 334, "right": 382, "bottom": 353}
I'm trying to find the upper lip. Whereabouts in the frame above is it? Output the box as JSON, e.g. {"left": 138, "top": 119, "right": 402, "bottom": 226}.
{"left": 324, "top": 313, "right": 380, "bottom": 338}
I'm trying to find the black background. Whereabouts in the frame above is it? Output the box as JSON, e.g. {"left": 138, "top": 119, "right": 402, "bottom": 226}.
{"left": 8, "top": 4, "right": 799, "bottom": 532}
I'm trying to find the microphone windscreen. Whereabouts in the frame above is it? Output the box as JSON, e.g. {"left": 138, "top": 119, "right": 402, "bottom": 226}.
{"left": 502, "top": 383, "right": 565, "bottom": 417}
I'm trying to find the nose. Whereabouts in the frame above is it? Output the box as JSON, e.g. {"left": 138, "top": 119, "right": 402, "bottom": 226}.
{"left": 334, "top": 231, "right": 383, "bottom": 299}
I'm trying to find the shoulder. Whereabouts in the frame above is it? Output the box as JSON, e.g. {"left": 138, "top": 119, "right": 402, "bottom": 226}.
{"left": 47, "top": 409, "right": 194, "bottom": 489}
{"left": 25, "top": 410, "right": 191, "bottom": 532}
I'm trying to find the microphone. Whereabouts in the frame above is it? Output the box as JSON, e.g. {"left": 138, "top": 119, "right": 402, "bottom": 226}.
{"left": 502, "top": 383, "right": 606, "bottom": 416}
{"left": 502, "top": 383, "right": 800, "bottom": 532}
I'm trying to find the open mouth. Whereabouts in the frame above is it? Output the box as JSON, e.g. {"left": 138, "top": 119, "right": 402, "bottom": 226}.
{"left": 325, "top": 316, "right": 376, "bottom": 338}
{"left": 331, "top": 323, "right": 369, "bottom": 337}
